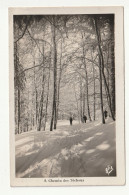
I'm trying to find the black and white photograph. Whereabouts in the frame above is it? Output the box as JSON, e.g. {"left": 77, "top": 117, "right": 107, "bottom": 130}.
{"left": 9, "top": 7, "right": 125, "bottom": 186}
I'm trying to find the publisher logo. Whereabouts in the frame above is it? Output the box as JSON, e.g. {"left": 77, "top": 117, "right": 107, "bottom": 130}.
{"left": 105, "top": 165, "right": 114, "bottom": 176}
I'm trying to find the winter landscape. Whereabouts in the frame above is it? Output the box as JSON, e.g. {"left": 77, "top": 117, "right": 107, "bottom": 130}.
{"left": 14, "top": 14, "right": 116, "bottom": 178}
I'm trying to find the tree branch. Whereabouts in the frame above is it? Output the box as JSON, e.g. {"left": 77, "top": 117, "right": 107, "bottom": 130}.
{"left": 15, "top": 62, "right": 50, "bottom": 78}
{"left": 14, "top": 16, "right": 32, "bottom": 43}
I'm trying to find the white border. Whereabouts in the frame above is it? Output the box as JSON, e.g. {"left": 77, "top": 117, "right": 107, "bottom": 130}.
{"left": 1, "top": 0, "right": 129, "bottom": 194}
{"left": 9, "top": 6, "right": 125, "bottom": 186}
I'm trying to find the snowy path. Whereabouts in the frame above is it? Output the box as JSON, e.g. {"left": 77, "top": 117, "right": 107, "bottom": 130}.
{"left": 15, "top": 119, "right": 116, "bottom": 178}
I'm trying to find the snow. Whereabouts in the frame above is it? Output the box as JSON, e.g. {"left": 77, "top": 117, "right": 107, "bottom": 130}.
{"left": 96, "top": 141, "right": 110, "bottom": 150}
{"left": 15, "top": 118, "right": 116, "bottom": 178}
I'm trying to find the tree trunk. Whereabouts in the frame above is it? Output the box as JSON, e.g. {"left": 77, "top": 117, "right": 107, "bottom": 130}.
{"left": 38, "top": 83, "right": 45, "bottom": 131}
{"left": 56, "top": 72, "right": 61, "bottom": 123}
{"left": 44, "top": 64, "right": 51, "bottom": 131}
{"left": 91, "top": 52, "right": 96, "bottom": 121}
{"left": 33, "top": 58, "right": 38, "bottom": 129}
{"left": 79, "top": 76, "right": 83, "bottom": 122}
{"left": 56, "top": 38, "right": 63, "bottom": 123}
{"left": 110, "top": 18, "right": 116, "bottom": 119}
{"left": 38, "top": 43, "right": 45, "bottom": 131}
{"left": 50, "top": 16, "right": 57, "bottom": 131}
{"left": 15, "top": 42, "right": 21, "bottom": 134}
{"left": 93, "top": 65, "right": 96, "bottom": 121}
{"left": 94, "top": 17, "right": 115, "bottom": 121}
{"left": 17, "top": 88, "right": 21, "bottom": 134}
{"left": 73, "top": 84, "right": 80, "bottom": 123}
{"left": 82, "top": 87, "right": 86, "bottom": 116}
{"left": 35, "top": 89, "right": 38, "bottom": 127}
{"left": 98, "top": 55, "right": 105, "bottom": 124}
{"left": 82, "top": 41, "right": 92, "bottom": 121}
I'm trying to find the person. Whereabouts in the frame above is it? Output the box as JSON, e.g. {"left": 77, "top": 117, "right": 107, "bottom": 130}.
{"left": 104, "top": 110, "right": 108, "bottom": 119}
{"left": 69, "top": 116, "right": 73, "bottom": 125}
{"left": 83, "top": 115, "right": 87, "bottom": 123}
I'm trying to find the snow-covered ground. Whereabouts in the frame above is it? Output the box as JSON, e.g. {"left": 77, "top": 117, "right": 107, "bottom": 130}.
{"left": 15, "top": 119, "right": 116, "bottom": 178}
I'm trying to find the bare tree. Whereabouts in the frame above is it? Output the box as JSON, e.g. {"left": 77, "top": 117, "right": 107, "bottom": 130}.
{"left": 50, "top": 16, "right": 57, "bottom": 131}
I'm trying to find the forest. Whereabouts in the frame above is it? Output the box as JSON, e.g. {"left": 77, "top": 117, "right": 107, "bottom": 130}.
{"left": 14, "top": 14, "right": 115, "bottom": 134}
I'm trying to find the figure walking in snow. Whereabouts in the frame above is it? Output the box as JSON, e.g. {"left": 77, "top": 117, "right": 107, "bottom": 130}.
{"left": 104, "top": 110, "right": 108, "bottom": 119}
{"left": 83, "top": 115, "right": 87, "bottom": 123}
{"left": 70, "top": 116, "right": 73, "bottom": 125}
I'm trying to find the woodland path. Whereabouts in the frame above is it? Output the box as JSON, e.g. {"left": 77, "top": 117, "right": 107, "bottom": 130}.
{"left": 15, "top": 119, "right": 116, "bottom": 178}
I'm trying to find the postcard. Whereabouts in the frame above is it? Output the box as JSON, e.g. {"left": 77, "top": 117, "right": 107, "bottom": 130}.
{"left": 9, "top": 6, "right": 125, "bottom": 186}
